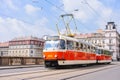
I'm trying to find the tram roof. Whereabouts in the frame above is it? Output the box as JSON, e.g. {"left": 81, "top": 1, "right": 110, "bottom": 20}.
{"left": 45, "top": 35, "right": 95, "bottom": 47}
{"left": 97, "top": 47, "right": 112, "bottom": 51}
{"left": 60, "top": 35, "right": 95, "bottom": 47}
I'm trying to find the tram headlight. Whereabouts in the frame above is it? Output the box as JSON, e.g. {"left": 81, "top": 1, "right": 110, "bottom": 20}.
{"left": 43, "top": 55, "right": 46, "bottom": 58}
{"left": 54, "top": 54, "right": 58, "bottom": 58}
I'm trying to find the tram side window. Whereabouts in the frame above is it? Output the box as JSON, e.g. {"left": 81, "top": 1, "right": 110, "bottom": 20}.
{"left": 67, "top": 40, "right": 74, "bottom": 50}
{"left": 80, "top": 43, "right": 83, "bottom": 51}
{"left": 75, "top": 42, "right": 79, "bottom": 50}
{"left": 101, "top": 49, "right": 103, "bottom": 54}
{"left": 60, "top": 40, "right": 65, "bottom": 49}
{"left": 96, "top": 49, "right": 101, "bottom": 54}
{"left": 83, "top": 44, "right": 87, "bottom": 52}
{"left": 93, "top": 47, "right": 96, "bottom": 53}
{"left": 104, "top": 50, "right": 111, "bottom": 55}
{"left": 88, "top": 45, "right": 90, "bottom": 52}
{"left": 91, "top": 46, "right": 94, "bottom": 53}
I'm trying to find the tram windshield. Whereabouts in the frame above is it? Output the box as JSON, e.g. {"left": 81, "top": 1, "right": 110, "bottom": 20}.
{"left": 44, "top": 39, "right": 65, "bottom": 50}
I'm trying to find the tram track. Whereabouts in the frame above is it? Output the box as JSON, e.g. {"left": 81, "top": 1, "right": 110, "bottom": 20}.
{"left": 0, "top": 69, "right": 54, "bottom": 78}
{"left": 0, "top": 66, "right": 85, "bottom": 78}
{"left": 21, "top": 63, "right": 119, "bottom": 80}
{"left": 61, "top": 64, "right": 120, "bottom": 80}
{"left": 0, "top": 63, "right": 119, "bottom": 80}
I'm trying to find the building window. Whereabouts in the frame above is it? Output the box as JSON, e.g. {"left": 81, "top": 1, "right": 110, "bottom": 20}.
{"left": 26, "top": 50, "right": 28, "bottom": 53}
{"left": 31, "top": 50, "right": 33, "bottom": 53}
{"left": 95, "top": 40, "right": 96, "bottom": 43}
{"left": 30, "top": 45, "right": 33, "bottom": 48}
{"left": 109, "top": 46, "right": 112, "bottom": 50}
{"left": 109, "top": 39, "right": 112, "bottom": 43}
{"left": 109, "top": 33, "right": 111, "bottom": 37}
{"left": 106, "top": 25, "right": 108, "bottom": 29}
{"left": 35, "top": 41, "right": 38, "bottom": 45}
{"left": 31, "top": 41, "right": 34, "bottom": 45}
{"left": 103, "top": 40, "right": 104, "bottom": 44}
{"left": 113, "top": 26, "right": 116, "bottom": 29}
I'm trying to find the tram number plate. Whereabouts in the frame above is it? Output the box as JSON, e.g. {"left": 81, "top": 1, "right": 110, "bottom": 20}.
{"left": 48, "top": 55, "right": 53, "bottom": 57}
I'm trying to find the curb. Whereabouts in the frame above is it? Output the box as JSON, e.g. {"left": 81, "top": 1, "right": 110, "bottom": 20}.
{"left": 0, "top": 65, "right": 44, "bottom": 70}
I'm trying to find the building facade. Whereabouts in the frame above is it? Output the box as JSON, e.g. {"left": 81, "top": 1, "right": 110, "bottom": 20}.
{"left": 75, "top": 31, "right": 105, "bottom": 48}
{"left": 0, "top": 42, "right": 9, "bottom": 56}
{"left": 75, "top": 22, "right": 120, "bottom": 60}
{"left": 8, "top": 36, "right": 44, "bottom": 57}
{"left": 104, "top": 22, "right": 120, "bottom": 60}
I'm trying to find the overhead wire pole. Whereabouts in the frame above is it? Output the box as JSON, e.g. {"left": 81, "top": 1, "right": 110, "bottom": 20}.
{"left": 61, "top": 14, "right": 72, "bottom": 36}
{"left": 72, "top": 15, "right": 78, "bottom": 33}
{"left": 44, "top": 0, "right": 92, "bottom": 36}
{"left": 33, "top": 0, "right": 65, "bottom": 36}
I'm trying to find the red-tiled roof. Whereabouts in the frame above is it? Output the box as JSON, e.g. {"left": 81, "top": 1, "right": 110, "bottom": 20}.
{"left": 0, "top": 42, "right": 9, "bottom": 47}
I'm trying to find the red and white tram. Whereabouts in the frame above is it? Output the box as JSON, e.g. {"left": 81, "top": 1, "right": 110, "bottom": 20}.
{"left": 96, "top": 47, "right": 112, "bottom": 63}
{"left": 43, "top": 35, "right": 112, "bottom": 67}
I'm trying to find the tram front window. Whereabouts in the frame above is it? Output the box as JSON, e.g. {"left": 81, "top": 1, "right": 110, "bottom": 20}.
{"left": 44, "top": 40, "right": 65, "bottom": 50}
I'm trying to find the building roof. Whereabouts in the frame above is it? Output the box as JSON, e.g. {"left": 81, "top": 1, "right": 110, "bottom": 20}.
{"left": 75, "top": 33, "right": 93, "bottom": 38}
{"left": 0, "top": 42, "right": 9, "bottom": 47}
{"left": 11, "top": 36, "right": 44, "bottom": 42}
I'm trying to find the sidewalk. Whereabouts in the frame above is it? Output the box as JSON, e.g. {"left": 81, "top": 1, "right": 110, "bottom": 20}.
{"left": 0, "top": 65, "right": 44, "bottom": 70}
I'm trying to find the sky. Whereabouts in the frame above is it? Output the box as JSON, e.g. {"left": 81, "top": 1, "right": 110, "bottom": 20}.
{"left": 0, "top": 0, "right": 120, "bottom": 42}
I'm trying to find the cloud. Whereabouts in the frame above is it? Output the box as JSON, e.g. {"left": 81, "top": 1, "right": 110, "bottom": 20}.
{"left": 62, "top": 0, "right": 93, "bottom": 22}
{"left": 3, "top": 0, "right": 18, "bottom": 10}
{"left": 0, "top": 17, "right": 55, "bottom": 41}
{"left": 62, "top": 0, "right": 116, "bottom": 32}
{"left": 24, "top": 4, "right": 41, "bottom": 15}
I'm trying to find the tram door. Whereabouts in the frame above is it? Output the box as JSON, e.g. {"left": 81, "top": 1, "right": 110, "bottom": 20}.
{"left": 65, "top": 40, "right": 74, "bottom": 60}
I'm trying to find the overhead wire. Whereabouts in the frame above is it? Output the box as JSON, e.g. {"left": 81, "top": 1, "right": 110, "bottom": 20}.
{"left": 44, "top": 0, "right": 90, "bottom": 33}
{"left": 45, "top": 0, "right": 67, "bottom": 13}
{"left": 83, "top": 0, "right": 107, "bottom": 23}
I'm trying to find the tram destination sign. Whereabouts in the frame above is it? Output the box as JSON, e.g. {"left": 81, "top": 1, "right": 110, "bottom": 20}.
{"left": 47, "top": 36, "right": 59, "bottom": 40}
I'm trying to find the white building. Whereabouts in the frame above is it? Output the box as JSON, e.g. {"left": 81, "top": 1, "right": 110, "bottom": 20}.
{"left": 0, "top": 42, "right": 9, "bottom": 56}
{"left": 104, "top": 22, "right": 120, "bottom": 60}
{"left": 75, "top": 22, "right": 120, "bottom": 60}
{"left": 8, "top": 36, "right": 44, "bottom": 57}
